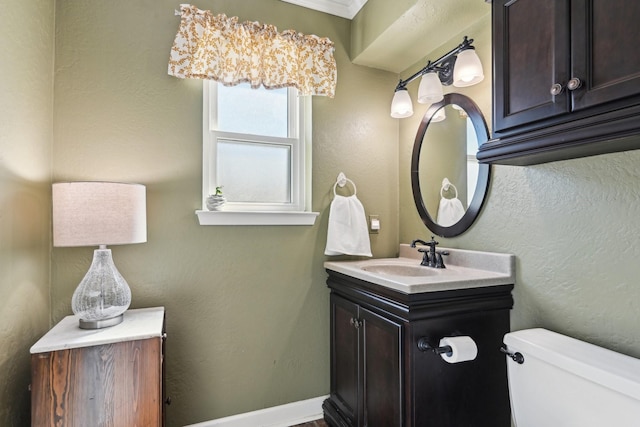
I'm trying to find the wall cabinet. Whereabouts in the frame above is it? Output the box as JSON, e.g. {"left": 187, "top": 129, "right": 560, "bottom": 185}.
{"left": 30, "top": 307, "right": 166, "bottom": 427}
{"left": 322, "top": 272, "right": 513, "bottom": 427}
{"left": 478, "top": 0, "right": 640, "bottom": 165}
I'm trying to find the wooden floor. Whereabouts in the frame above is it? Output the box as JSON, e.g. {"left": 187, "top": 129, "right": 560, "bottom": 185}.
{"left": 290, "top": 419, "right": 328, "bottom": 427}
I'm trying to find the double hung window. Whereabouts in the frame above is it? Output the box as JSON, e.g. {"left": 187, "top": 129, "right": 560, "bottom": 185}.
{"left": 198, "top": 81, "right": 316, "bottom": 225}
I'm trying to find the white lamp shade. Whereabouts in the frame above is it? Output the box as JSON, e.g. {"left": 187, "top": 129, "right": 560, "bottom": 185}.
{"left": 390, "top": 89, "right": 414, "bottom": 118}
{"left": 453, "top": 49, "right": 484, "bottom": 87}
{"left": 417, "top": 72, "right": 444, "bottom": 104}
{"left": 431, "top": 107, "right": 447, "bottom": 122}
{"left": 53, "top": 182, "right": 147, "bottom": 247}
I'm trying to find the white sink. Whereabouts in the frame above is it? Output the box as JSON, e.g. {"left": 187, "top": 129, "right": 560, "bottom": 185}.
{"left": 324, "top": 244, "right": 515, "bottom": 294}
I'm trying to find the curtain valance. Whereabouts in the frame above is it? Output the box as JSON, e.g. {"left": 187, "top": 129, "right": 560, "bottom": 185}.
{"left": 168, "top": 4, "right": 337, "bottom": 97}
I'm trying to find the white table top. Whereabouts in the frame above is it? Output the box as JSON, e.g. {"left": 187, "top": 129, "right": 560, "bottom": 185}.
{"left": 30, "top": 307, "right": 165, "bottom": 354}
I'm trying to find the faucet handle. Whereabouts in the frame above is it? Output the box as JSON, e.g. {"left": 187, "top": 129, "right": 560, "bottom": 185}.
{"left": 434, "top": 250, "right": 449, "bottom": 268}
{"left": 417, "top": 248, "right": 431, "bottom": 266}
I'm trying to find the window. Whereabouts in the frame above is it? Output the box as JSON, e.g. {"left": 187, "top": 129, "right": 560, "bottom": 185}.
{"left": 197, "top": 81, "right": 317, "bottom": 225}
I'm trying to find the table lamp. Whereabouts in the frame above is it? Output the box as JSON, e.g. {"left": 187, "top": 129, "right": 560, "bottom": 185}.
{"left": 52, "top": 182, "right": 147, "bottom": 329}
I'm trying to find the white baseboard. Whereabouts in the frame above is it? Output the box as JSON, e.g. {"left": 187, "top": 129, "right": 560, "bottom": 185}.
{"left": 184, "top": 395, "right": 328, "bottom": 427}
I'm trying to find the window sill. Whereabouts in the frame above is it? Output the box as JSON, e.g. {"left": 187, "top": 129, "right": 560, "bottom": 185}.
{"left": 195, "top": 210, "right": 319, "bottom": 226}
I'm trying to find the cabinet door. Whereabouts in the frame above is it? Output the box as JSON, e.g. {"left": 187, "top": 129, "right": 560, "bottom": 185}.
{"left": 493, "top": 0, "right": 570, "bottom": 132}
{"left": 360, "top": 306, "right": 402, "bottom": 427}
{"left": 570, "top": 0, "right": 640, "bottom": 111}
{"left": 330, "top": 294, "right": 360, "bottom": 425}
{"left": 31, "top": 338, "right": 162, "bottom": 427}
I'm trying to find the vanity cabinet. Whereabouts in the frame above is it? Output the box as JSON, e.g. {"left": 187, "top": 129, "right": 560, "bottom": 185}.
{"left": 478, "top": 0, "right": 640, "bottom": 165}
{"left": 323, "top": 272, "right": 513, "bottom": 427}
{"left": 30, "top": 307, "right": 166, "bottom": 427}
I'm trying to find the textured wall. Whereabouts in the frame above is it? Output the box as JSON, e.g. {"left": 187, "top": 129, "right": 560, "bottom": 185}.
{"left": 51, "top": 1, "right": 398, "bottom": 425}
{"left": 0, "top": 0, "right": 54, "bottom": 425}
{"left": 399, "top": 19, "right": 640, "bottom": 359}
{"left": 351, "top": 0, "right": 490, "bottom": 73}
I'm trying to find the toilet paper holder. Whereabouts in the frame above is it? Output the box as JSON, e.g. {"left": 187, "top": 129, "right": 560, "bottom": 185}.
{"left": 417, "top": 337, "right": 453, "bottom": 356}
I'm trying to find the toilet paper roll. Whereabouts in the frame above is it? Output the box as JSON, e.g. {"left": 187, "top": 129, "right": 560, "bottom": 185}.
{"left": 439, "top": 336, "right": 478, "bottom": 363}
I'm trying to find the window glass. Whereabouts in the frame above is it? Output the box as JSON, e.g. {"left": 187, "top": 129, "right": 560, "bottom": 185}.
{"left": 217, "top": 83, "right": 289, "bottom": 138}
{"left": 217, "top": 139, "right": 291, "bottom": 203}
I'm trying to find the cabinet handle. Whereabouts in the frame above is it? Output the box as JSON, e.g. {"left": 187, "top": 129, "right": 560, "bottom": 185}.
{"left": 550, "top": 83, "right": 564, "bottom": 96}
{"left": 567, "top": 77, "right": 582, "bottom": 91}
{"left": 350, "top": 318, "right": 362, "bottom": 329}
{"left": 165, "top": 396, "right": 172, "bottom": 405}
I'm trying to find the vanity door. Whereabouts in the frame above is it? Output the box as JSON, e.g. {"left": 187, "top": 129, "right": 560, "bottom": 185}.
{"left": 360, "top": 306, "right": 403, "bottom": 427}
{"left": 326, "top": 294, "right": 403, "bottom": 427}
{"left": 328, "top": 294, "right": 360, "bottom": 425}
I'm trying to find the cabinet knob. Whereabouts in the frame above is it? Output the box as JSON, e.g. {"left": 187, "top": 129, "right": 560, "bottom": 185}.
{"left": 567, "top": 77, "right": 582, "bottom": 91}
{"left": 550, "top": 83, "right": 564, "bottom": 96}
{"left": 350, "top": 317, "right": 362, "bottom": 329}
{"left": 165, "top": 396, "right": 172, "bottom": 405}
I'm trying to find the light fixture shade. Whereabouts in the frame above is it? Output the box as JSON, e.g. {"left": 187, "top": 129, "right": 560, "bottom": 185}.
{"left": 52, "top": 182, "right": 147, "bottom": 329}
{"left": 431, "top": 107, "right": 447, "bottom": 122}
{"left": 390, "top": 89, "right": 414, "bottom": 118}
{"left": 453, "top": 49, "right": 484, "bottom": 87}
{"left": 53, "top": 182, "right": 147, "bottom": 247}
{"left": 417, "top": 72, "right": 444, "bottom": 104}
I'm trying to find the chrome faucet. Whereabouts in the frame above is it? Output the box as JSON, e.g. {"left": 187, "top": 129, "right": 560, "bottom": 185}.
{"left": 410, "top": 236, "right": 448, "bottom": 268}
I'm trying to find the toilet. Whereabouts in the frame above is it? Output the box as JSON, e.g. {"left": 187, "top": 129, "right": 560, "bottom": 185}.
{"left": 503, "top": 328, "right": 640, "bottom": 426}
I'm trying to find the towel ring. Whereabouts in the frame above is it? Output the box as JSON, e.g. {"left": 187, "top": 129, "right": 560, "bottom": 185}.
{"left": 333, "top": 172, "right": 357, "bottom": 196}
{"left": 440, "top": 178, "right": 458, "bottom": 199}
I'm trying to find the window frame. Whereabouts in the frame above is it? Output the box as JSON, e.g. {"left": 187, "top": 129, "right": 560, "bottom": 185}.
{"left": 197, "top": 81, "right": 317, "bottom": 225}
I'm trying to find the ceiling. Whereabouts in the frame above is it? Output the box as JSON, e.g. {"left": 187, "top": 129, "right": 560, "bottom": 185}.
{"left": 280, "top": 0, "right": 368, "bottom": 20}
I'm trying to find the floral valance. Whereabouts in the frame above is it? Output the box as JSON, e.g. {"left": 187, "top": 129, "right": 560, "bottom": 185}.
{"left": 168, "top": 4, "right": 337, "bottom": 97}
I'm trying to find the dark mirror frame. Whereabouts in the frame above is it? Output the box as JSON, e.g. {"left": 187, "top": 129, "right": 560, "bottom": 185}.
{"left": 411, "top": 93, "right": 491, "bottom": 237}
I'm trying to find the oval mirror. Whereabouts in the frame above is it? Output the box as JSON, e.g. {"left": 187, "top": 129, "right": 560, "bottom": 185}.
{"left": 411, "top": 93, "right": 490, "bottom": 237}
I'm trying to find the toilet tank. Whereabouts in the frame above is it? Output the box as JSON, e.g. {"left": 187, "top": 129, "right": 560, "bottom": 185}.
{"left": 503, "top": 328, "right": 640, "bottom": 427}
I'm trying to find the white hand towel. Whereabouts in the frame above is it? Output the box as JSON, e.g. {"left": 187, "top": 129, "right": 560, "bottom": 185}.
{"left": 325, "top": 194, "right": 372, "bottom": 257}
{"left": 437, "top": 196, "right": 465, "bottom": 227}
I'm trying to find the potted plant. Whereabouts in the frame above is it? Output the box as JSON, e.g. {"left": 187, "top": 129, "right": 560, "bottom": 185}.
{"left": 206, "top": 186, "right": 226, "bottom": 211}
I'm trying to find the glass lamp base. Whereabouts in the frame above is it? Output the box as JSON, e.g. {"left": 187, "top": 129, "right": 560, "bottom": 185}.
{"left": 79, "top": 313, "right": 124, "bottom": 329}
{"left": 72, "top": 248, "right": 132, "bottom": 330}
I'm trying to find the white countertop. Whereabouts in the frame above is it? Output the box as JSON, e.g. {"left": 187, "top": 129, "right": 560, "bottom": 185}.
{"left": 325, "top": 244, "right": 515, "bottom": 294}
{"left": 30, "top": 307, "right": 165, "bottom": 354}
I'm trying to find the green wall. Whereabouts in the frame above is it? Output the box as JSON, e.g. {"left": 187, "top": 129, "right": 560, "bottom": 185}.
{"left": 3, "top": 1, "right": 639, "bottom": 425}
{"left": 0, "top": 0, "right": 54, "bottom": 425}
{"left": 398, "top": 17, "right": 640, "bottom": 359}
{"left": 51, "top": 1, "right": 398, "bottom": 425}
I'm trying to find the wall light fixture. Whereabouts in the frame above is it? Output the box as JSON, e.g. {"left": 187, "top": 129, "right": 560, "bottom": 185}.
{"left": 390, "top": 36, "right": 484, "bottom": 118}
